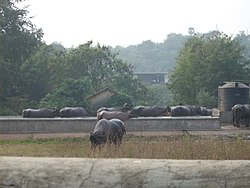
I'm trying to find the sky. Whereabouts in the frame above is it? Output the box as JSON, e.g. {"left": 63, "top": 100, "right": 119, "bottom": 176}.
{"left": 19, "top": 0, "right": 250, "bottom": 48}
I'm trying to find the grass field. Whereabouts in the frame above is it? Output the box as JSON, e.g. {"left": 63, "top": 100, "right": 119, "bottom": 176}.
{"left": 0, "top": 134, "right": 250, "bottom": 160}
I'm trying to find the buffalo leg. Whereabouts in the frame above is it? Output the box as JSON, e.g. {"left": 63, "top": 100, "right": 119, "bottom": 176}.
{"left": 233, "top": 114, "right": 236, "bottom": 127}
{"left": 246, "top": 118, "right": 249, "bottom": 127}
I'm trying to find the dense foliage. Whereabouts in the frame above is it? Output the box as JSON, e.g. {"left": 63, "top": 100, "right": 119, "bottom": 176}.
{"left": 1, "top": 1, "right": 250, "bottom": 115}
{"left": 0, "top": 0, "right": 43, "bottom": 114}
{"left": 168, "top": 32, "right": 250, "bottom": 107}
{"left": 0, "top": 1, "right": 148, "bottom": 115}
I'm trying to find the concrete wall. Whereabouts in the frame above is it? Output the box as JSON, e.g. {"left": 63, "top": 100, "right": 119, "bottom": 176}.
{"left": 127, "top": 116, "right": 220, "bottom": 131}
{"left": 0, "top": 116, "right": 220, "bottom": 134}
{"left": 1, "top": 157, "right": 249, "bottom": 187}
{"left": 220, "top": 111, "right": 233, "bottom": 124}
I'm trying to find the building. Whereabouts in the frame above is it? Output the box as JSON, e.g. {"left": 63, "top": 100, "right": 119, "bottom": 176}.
{"left": 133, "top": 72, "right": 168, "bottom": 85}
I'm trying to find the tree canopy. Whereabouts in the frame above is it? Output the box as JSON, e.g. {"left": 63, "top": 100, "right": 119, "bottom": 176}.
{"left": 0, "top": 0, "right": 43, "bottom": 114}
{"left": 0, "top": 1, "right": 148, "bottom": 115}
{"left": 2, "top": 1, "right": 250, "bottom": 115}
{"left": 168, "top": 31, "right": 250, "bottom": 107}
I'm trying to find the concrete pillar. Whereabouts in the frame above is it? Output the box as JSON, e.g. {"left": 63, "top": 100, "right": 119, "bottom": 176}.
{"left": 0, "top": 157, "right": 250, "bottom": 187}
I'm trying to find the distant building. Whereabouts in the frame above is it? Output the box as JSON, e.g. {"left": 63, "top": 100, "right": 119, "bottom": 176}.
{"left": 87, "top": 88, "right": 117, "bottom": 113}
{"left": 133, "top": 72, "right": 168, "bottom": 85}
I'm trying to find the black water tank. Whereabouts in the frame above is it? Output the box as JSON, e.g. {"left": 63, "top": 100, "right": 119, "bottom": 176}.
{"left": 218, "top": 82, "right": 249, "bottom": 111}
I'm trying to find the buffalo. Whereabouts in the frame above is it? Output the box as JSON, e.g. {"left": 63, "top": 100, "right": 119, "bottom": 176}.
{"left": 22, "top": 108, "right": 60, "bottom": 118}
{"left": 232, "top": 104, "right": 250, "bottom": 127}
{"left": 131, "top": 106, "right": 171, "bottom": 117}
{"left": 109, "top": 118, "right": 126, "bottom": 143}
{"left": 170, "top": 105, "right": 201, "bottom": 117}
{"left": 89, "top": 119, "right": 126, "bottom": 148}
{"left": 199, "top": 107, "right": 212, "bottom": 116}
{"left": 60, "top": 107, "right": 89, "bottom": 118}
{"left": 97, "top": 103, "right": 133, "bottom": 113}
{"left": 97, "top": 110, "right": 137, "bottom": 121}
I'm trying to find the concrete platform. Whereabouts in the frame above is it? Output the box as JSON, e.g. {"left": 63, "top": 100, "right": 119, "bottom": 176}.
{"left": 1, "top": 125, "right": 250, "bottom": 141}
{"left": 0, "top": 116, "right": 220, "bottom": 134}
{"left": 0, "top": 157, "right": 250, "bottom": 187}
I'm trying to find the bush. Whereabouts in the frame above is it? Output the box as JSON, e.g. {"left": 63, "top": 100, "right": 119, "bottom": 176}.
{"left": 39, "top": 79, "right": 91, "bottom": 110}
{"left": 106, "top": 93, "right": 132, "bottom": 107}
{"left": 0, "top": 107, "right": 16, "bottom": 116}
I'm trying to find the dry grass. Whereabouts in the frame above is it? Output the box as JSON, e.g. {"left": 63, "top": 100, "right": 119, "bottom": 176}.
{"left": 0, "top": 134, "right": 250, "bottom": 160}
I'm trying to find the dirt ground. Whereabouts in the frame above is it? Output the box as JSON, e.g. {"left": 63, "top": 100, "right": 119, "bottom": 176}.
{"left": 1, "top": 124, "right": 250, "bottom": 141}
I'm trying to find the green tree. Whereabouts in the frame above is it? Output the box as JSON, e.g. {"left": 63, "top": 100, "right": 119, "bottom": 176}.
{"left": 168, "top": 31, "right": 250, "bottom": 106}
{"left": 110, "top": 74, "right": 149, "bottom": 105}
{"left": 67, "top": 42, "right": 139, "bottom": 93}
{"left": 146, "top": 84, "right": 173, "bottom": 106}
{"left": 106, "top": 93, "right": 132, "bottom": 107}
{"left": 0, "top": 0, "right": 43, "bottom": 114}
{"left": 86, "top": 44, "right": 133, "bottom": 92}
{"left": 235, "top": 31, "right": 250, "bottom": 60}
{"left": 40, "top": 79, "right": 91, "bottom": 110}
{"left": 21, "top": 43, "right": 68, "bottom": 101}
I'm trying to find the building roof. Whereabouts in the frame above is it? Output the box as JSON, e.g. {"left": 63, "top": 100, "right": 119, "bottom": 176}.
{"left": 87, "top": 87, "right": 117, "bottom": 100}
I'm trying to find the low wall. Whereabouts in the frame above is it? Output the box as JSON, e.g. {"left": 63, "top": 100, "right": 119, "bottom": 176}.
{"left": 127, "top": 116, "right": 220, "bottom": 131}
{"left": 0, "top": 157, "right": 249, "bottom": 187}
{"left": 0, "top": 116, "right": 221, "bottom": 134}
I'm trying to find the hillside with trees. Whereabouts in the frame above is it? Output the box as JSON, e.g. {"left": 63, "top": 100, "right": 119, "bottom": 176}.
{"left": 1, "top": 0, "right": 250, "bottom": 115}
{"left": 112, "top": 33, "right": 190, "bottom": 73}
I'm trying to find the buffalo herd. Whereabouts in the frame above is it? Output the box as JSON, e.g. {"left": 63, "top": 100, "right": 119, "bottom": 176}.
{"left": 21, "top": 102, "right": 250, "bottom": 149}
{"left": 22, "top": 107, "right": 88, "bottom": 118}
{"left": 22, "top": 104, "right": 215, "bottom": 149}
{"left": 22, "top": 104, "right": 212, "bottom": 119}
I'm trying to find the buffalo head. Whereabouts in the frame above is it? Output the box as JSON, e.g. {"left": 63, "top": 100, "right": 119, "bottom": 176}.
{"left": 89, "top": 132, "right": 107, "bottom": 149}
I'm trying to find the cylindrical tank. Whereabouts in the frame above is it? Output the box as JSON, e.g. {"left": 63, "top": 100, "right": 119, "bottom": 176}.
{"left": 218, "top": 81, "right": 249, "bottom": 111}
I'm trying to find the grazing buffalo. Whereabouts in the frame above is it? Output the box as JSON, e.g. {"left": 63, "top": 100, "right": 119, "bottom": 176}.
{"left": 109, "top": 118, "right": 126, "bottom": 143}
{"left": 131, "top": 106, "right": 171, "bottom": 117}
{"left": 97, "top": 110, "right": 137, "bottom": 122}
{"left": 89, "top": 119, "right": 126, "bottom": 148}
{"left": 97, "top": 103, "right": 133, "bottom": 113}
{"left": 22, "top": 108, "right": 60, "bottom": 118}
{"left": 60, "top": 107, "right": 89, "bottom": 118}
{"left": 170, "top": 105, "right": 201, "bottom": 117}
{"left": 232, "top": 104, "right": 250, "bottom": 127}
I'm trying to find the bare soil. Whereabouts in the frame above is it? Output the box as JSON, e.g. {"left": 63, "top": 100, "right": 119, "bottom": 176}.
{"left": 1, "top": 124, "right": 250, "bottom": 141}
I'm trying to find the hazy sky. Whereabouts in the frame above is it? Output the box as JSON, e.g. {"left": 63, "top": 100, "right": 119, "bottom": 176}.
{"left": 20, "top": 0, "right": 250, "bottom": 47}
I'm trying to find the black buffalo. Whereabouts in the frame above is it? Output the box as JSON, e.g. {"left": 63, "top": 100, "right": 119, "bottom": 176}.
{"left": 170, "top": 105, "right": 201, "bottom": 117}
{"left": 97, "top": 110, "right": 137, "bottom": 122}
{"left": 109, "top": 118, "right": 126, "bottom": 143}
{"left": 131, "top": 106, "right": 171, "bottom": 117}
{"left": 199, "top": 107, "right": 212, "bottom": 116}
{"left": 60, "top": 107, "right": 89, "bottom": 118}
{"left": 232, "top": 104, "right": 250, "bottom": 127}
{"left": 97, "top": 103, "right": 133, "bottom": 113}
{"left": 22, "top": 108, "right": 60, "bottom": 118}
{"left": 89, "top": 119, "right": 126, "bottom": 148}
